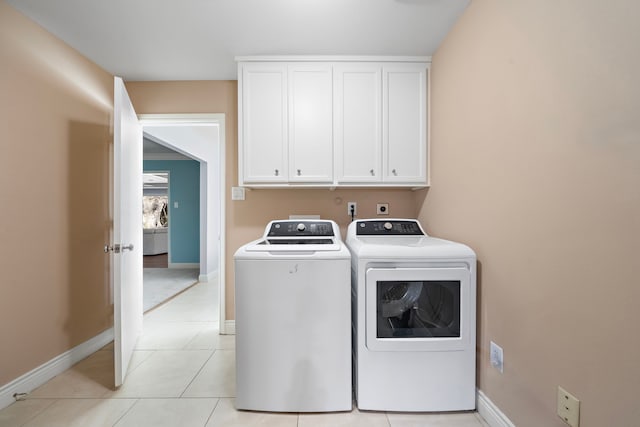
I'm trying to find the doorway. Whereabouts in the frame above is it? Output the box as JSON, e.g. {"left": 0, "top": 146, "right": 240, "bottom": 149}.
{"left": 141, "top": 166, "right": 200, "bottom": 312}
{"left": 143, "top": 171, "right": 169, "bottom": 269}
{"left": 138, "top": 114, "right": 227, "bottom": 332}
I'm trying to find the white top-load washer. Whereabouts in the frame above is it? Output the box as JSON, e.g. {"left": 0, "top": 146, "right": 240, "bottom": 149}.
{"left": 346, "top": 219, "right": 477, "bottom": 412}
{"left": 234, "top": 219, "right": 352, "bottom": 412}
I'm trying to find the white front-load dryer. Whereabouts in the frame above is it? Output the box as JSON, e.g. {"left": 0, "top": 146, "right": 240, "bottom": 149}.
{"left": 346, "top": 219, "right": 477, "bottom": 412}
{"left": 234, "top": 220, "right": 352, "bottom": 412}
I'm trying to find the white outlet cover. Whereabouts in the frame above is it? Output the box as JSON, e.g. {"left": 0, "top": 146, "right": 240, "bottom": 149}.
{"left": 557, "top": 386, "right": 580, "bottom": 427}
{"left": 347, "top": 202, "right": 357, "bottom": 216}
{"left": 490, "top": 341, "right": 504, "bottom": 373}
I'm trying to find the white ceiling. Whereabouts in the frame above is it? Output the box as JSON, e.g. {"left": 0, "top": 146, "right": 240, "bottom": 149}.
{"left": 143, "top": 136, "right": 190, "bottom": 160}
{"left": 6, "top": 0, "right": 470, "bottom": 81}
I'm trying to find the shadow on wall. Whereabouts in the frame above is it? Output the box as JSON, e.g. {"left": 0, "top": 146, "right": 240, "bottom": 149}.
{"left": 475, "top": 260, "right": 483, "bottom": 386}
{"left": 67, "top": 121, "right": 113, "bottom": 359}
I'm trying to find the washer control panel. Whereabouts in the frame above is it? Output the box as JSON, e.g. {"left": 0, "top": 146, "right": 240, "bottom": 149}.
{"left": 356, "top": 220, "right": 424, "bottom": 236}
{"left": 267, "top": 221, "right": 335, "bottom": 237}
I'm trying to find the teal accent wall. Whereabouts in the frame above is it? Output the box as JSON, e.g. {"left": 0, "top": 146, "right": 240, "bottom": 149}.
{"left": 144, "top": 160, "right": 200, "bottom": 263}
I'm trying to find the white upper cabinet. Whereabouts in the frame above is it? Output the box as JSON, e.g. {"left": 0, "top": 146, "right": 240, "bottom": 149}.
{"left": 334, "top": 64, "right": 382, "bottom": 183}
{"left": 238, "top": 57, "right": 429, "bottom": 188}
{"left": 383, "top": 64, "right": 428, "bottom": 184}
{"left": 288, "top": 64, "right": 334, "bottom": 183}
{"left": 240, "top": 63, "right": 288, "bottom": 183}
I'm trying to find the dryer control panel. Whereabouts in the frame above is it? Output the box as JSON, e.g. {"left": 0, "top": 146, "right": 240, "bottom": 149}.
{"left": 356, "top": 220, "right": 425, "bottom": 236}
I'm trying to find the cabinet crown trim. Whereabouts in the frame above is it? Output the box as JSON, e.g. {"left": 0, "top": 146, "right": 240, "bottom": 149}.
{"left": 235, "top": 55, "right": 431, "bottom": 63}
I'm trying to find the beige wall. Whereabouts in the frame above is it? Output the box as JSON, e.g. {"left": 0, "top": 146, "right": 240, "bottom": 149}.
{"left": 419, "top": 0, "right": 640, "bottom": 425}
{"left": 0, "top": 1, "right": 114, "bottom": 385}
{"left": 11, "top": 2, "right": 637, "bottom": 423}
{"left": 126, "top": 81, "right": 419, "bottom": 319}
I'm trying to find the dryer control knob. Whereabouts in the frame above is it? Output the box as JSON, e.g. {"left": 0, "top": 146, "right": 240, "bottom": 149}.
{"left": 297, "top": 223, "right": 306, "bottom": 232}
{"left": 384, "top": 222, "right": 393, "bottom": 230}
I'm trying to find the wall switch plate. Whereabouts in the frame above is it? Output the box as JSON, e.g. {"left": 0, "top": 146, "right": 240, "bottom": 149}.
{"left": 231, "top": 187, "right": 245, "bottom": 201}
{"left": 490, "top": 341, "right": 504, "bottom": 373}
{"left": 557, "top": 386, "right": 580, "bottom": 427}
{"left": 377, "top": 203, "right": 389, "bottom": 215}
{"left": 347, "top": 202, "right": 357, "bottom": 217}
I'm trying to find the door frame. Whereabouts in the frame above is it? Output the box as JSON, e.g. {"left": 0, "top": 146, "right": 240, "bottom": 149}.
{"left": 138, "top": 113, "right": 227, "bottom": 332}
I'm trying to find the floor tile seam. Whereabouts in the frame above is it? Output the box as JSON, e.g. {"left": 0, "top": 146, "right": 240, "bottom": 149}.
{"left": 26, "top": 397, "right": 132, "bottom": 401}
{"left": 203, "top": 397, "right": 222, "bottom": 426}
{"left": 107, "top": 350, "right": 157, "bottom": 385}
{"left": 474, "top": 411, "right": 490, "bottom": 426}
{"left": 111, "top": 396, "right": 219, "bottom": 400}
{"left": 109, "top": 397, "right": 139, "bottom": 427}
{"left": 133, "top": 348, "right": 218, "bottom": 352}
{"left": 13, "top": 398, "right": 57, "bottom": 427}
{"left": 178, "top": 349, "right": 218, "bottom": 398}
{"left": 143, "top": 320, "right": 220, "bottom": 325}
{"left": 143, "top": 320, "right": 218, "bottom": 324}
{"left": 180, "top": 324, "right": 216, "bottom": 349}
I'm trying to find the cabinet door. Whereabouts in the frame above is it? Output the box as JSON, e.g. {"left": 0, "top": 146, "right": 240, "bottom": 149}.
{"left": 334, "top": 64, "right": 382, "bottom": 183}
{"left": 383, "top": 64, "right": 428, "bottom": 184}
{"left": 288, "top": 64, "right": 333, "bottom": 183}
{"left": 240, "top": 63, "right": 288, "bottom": 183}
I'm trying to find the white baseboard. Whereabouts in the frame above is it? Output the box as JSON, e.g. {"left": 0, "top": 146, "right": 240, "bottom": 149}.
{"left": 0, "top": 328, "right": 114, "bottom": 411}
{"left": 169, "top": 263, "right": 200, "bottom": 269}
{"left": 198, "top": 270, "right": 218, "bottom": 283}
{"left": 477, "top": 389, "right": 515, "bottom": 427}
{"left": 221, "top": 320, "right": 235, "bottom": 335}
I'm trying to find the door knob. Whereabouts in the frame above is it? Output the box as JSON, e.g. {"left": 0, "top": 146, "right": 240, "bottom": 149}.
{"left": 104, "top": 243, "right": 134, "bottom": 254}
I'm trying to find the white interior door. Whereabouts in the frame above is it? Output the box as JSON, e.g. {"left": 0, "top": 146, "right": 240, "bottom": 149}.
{"left": 112, "top": 76, "right": 143, "bottom": 387}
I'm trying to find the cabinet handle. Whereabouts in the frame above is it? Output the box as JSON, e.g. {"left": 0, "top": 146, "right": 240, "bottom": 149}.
{"left": 392, "top": 169, "right": 397, "bottom": 176}
{"left": 274, "top": 169, "right": 279, "bottom": 176}
{"left": 370, "top": 169, "right": 375, "bottom": 176}
{"left": 297, "top": 169, "right": 301, "bottom": 176}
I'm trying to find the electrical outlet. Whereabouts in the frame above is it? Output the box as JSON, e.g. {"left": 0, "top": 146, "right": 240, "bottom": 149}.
{"left": 557, "top": 386, "right": 580, "bottom": 427}
{"left": 347, "top": 202, "right": 357, "bottom": 217}
{"left": 377, "top": 203, "right": 389, "bottom": 215}
{"left": 490, "top": 341, "right": 503, "bottom": 373}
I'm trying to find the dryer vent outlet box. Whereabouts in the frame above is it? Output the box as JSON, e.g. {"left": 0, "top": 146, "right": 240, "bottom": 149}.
{"left": 377, "top": 203, "right": 389, "bottom": 215}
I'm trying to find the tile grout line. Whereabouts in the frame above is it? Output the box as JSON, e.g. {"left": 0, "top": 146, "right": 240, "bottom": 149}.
{"left": 203, "top": 397, "right": 222, "bottom": 427}
{"left": 17, "top": 398, "right": 58, "bottom": 427}
{"left": 385, "top": 411, "right": 392, "bottom": 427}
{"left": 178, "top": 349, "right": 217, "bottom": 399}
{"left": 110, "top": 398, "right": 139, "bottom": 427}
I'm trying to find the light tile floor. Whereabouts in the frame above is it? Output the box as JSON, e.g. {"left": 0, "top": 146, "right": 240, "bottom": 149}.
{"left": 0, "top": 280, "right": 489, "bottom": 427}
{"left": 143, "top": 268, "right": 199, "bottom": 312}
